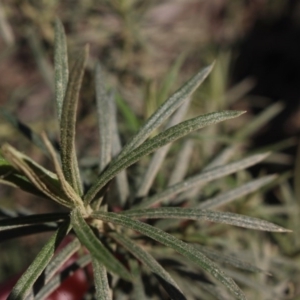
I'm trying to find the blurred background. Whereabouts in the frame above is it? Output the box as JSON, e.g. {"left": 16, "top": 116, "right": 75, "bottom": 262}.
{"left": 0, "top": 0, "right": 300, "bottom": 299}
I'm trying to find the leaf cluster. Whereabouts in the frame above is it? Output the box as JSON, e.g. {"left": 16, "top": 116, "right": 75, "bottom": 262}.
{"left": 0, "top": 19, "right": 291, "bottom": 300}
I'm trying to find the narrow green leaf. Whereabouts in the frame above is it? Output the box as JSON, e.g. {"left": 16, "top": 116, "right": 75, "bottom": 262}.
{"left": 0, "top": 153, "right": 36, "bottom": 193}
{"left": 129, "top": 260, "right": 148, "bottom": 300}
{"left": 168, "top": 139, "right": 194, "bottom": 186}
{"left": 111, "top": 232, "right": 186, "bottom": 300}
{"left": 0, "top": 152, "right": 45, "bottom": 197}
{"left": 0, "top": 208, "right": 18, "bottom": 218}
{"left": 122, "top": 207, "right": 290, "bottom": 232}
{"left": 1, "top": 144, "right": 57, "bottom": 180}
{"left": 84, "top": 110, "right": 245, "bottom": 204}
{"left": 33, "top": 238, "right": 81, "bottom": 298}
{"left": 198, "top": 175, "right": 277, "bottom": 210}
{"left": 0, "top": 212, "right": 68, "bottom": 228}
{"left": 92, "top": 257, "right": 111, "bottom": 300}
{"left": 118, "top": 63, "right": 214, "bottom": 159}
{"left": 134, "top": 153, "right": 270, "bottom": 209}
{"left": 111, "top": 92, "right": 129, "bottom": 205}
{"left": 92, "top": 211, "right": 246, "bottom": 300}
{"left": 202, "top": 144, "right": 241, "bottom": 173}
{"left": 95, "top": 62, "right": 112, "bottom": 173}
{"left": 179, "top": 149, "right": 270, "bottom": 201}
{"left": 70, "top": 209, "right": 131, "bottom": 281}
{"left": 44, "top": 238, "right": 81, "bottom": 283}
{"left": 0, "top": 174, "right": 44, "bottom": 197}
{"left": 1, "top": 144, "right": 73, "bottom": 208}
{"left": 42, "top": 132, "right": 84, "bottom": 209}
{"left": 7, "top": 221, "right": 70, "bottom": 300}
{"left": 54, "top": 18, "right": 69, "bottom": 122}
{"left": 35, "top": 254, "right": 90, "bottom": 300}
{"left": 0, "top": 223, "right": 59, "bottom": 241}
{"left": 60, "top": 45, "right": 89, "bottom": 195}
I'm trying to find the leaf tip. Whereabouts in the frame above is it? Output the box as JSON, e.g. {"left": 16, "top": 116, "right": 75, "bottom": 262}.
{"left": 237, "top": 110, "right": 247, "bottom": 116}
{"left": 279, "top": 228, "right": 293, "bottom": 233}
{"left": 207, "top": 61, "right": 215, "bottom": 72}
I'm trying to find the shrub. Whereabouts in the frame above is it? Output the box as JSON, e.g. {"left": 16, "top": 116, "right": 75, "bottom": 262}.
{"left": 0, "top": 19, "right": 290, "bottom": 300}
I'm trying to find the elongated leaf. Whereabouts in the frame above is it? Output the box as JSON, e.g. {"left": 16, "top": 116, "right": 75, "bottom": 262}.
{"left": 134, "top": 153, "right": 269, "bottom": 209}
{"left": 129, "top": 260, "right": 148, "bottom": 300}
{"left": 168, "top": 139, "right": 194, "bottom": 186}
{"left": 0, "top": 206, "right": 40, "bottom": 220}
{"left": 92, "top": 257, "right": 111, "bottom": 300}
{"left": 0, "top": 207, "right": 18, "bottom": 218}
{"left": 70, "top": 209, "right": 131, "bottom": 281}
{"left": 84, "top": 110, "right": 244, "bottom": 204}
{"left": 118, "top": 64, "right": 214, "bottom": 159}
{"left": 34, "top": 254, "right": 90, "bottom": 300}
{"left": 111, "top": 92, "right": 129, "bottom": 205}
{"left": 121, "top": 207, "right": 290, "bottom": 232}
{"left": 95, "top": 62, "right": 112, "bottom": 172}
{"left": 60, "top": 45, "right": 89, "bottom": 195}
{"left": 7, "top": 221, "right": 70, "bottom": 300}
{"left": 92, "top": 211, "right": 246, "bottom": 300}
{"left": 111, "top": 232, "right": 186, "bottom": 300}
{"left": 44, "top": 238, "right": 81, "bottom": 283}
{"left": 0, "top": 212, "right": 68, "bottom": 228}
{"left": 0, "top": 151, "right": 46, "bottom": 197}
{"left": 136, "top": 98, "right": 191, "bottom": 198}
{"left": 181, "top": 144, "right": 239, "bottom": 198}
{"left": 42, "top": 132, "right": 84, "bottom": 209}
{"left": 1, "top": 144, "right": 73, "bottom": 208}
{"left": 54, "top": 18, "right": 69, "bottom": 122}
{"left": 0, "top": 174, "right": 44, "bottom": 197}
{"left": 1, "top": 145, "right": 57, "bottom": 180}
{"left": 198, "top": 175, "right": 276, "bottom": 210}
{"left": 0, "top": 223, "right": 59, "bottom": 241}
{"left": 30, "top": 238, "right": 81, "bottom": 299}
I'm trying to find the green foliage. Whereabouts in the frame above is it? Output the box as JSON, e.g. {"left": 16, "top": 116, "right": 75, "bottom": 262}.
{"left": 0, "top": 20, "right": 291, "bottom": 300}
